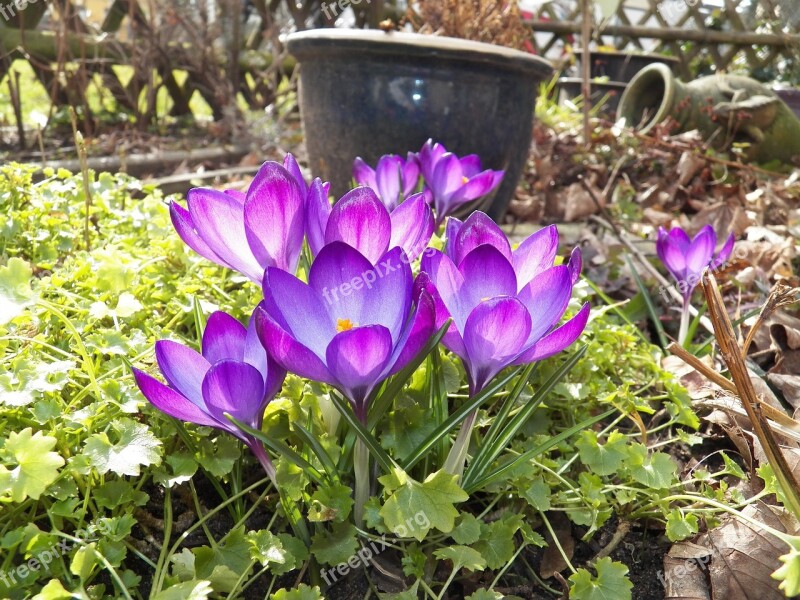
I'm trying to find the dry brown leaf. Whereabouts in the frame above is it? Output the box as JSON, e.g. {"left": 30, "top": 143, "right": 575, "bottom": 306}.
{"left": 539, "top": 512, "right": 575, "bottom": 579}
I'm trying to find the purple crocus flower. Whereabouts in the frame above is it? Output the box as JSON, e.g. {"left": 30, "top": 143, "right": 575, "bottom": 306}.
{"left": 255, "top": 242, "right": 435, "bottom": 421}
{"left": 416, "top": 139, "right": 504, "bottom": 224}
{"left": 656, "top": 225, "right": 734, "bottom": 301}
{"left": 133, "top": 310, "right": 285, "bottom": 479}
{"left": 353, "top": 153, "right": 420, "bottom": 211}
{"left": 169, "top": 155, "right": 307, "bottom": 283}
{"left": 421, "top": 212, "right": 588, "bottom": 394}
{"left": 305, "top": 186, "right": 434, "bottom": 264}
{"left": 656, "top": 224, "right": 734, "bottom": 345}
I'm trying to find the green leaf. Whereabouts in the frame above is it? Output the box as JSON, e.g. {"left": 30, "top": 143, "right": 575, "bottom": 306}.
{"left": 773, "top": 543, "right": 800, "bottom": 597}
{"left": 247, "top": 530, "right": 291, "bottom": 568}
{"left": 569, "top": 557, "right": 632, "bottom": 600}
{"left": 196, "top": 435, "right": 240, "bottom": 478}
{"left": 576, "top": 430, "right": 628, "bottom": 476}
{"left": 308, "top": 483, "right": 354, "bottom": 523}
{"left": 450, "top": 513, "right": 482, "bottom": 545}
{"left": 625, "top": 445, "right": 677, "bottom": 489}
{"left": 83, "top": 418, "right": 162, "bottom": 476}
{"left": 465, "top": 591, "right": 503, "bottom": 600}
{"left": 192, "top": 528, "right": 252, "bottom": 593}
{"left": 152, "top": 580, "right": 213, "bottom": 600}
{"left": 31, "top": 579, "right": 74, "bottom": 600}
{"left": 70, "top": 542, "right": 100, "bottom": 581}
{"left": 310, "top": 522, "right": 359, "bottom": 566}
{"left": 665, "top": 509, "right": 699, "bottom": 542}
{"left": 522, "top": 477, "right": 551, "bottom": 511}
{"left": 0, "top": 427, "right": 65, "bottom": 501}
{"left": 0, "top": 257, "right": 35, "bottom": 324}
{"left": 720, "top": 451, "right": 746, "bottom": 479}
{"left": 379, "top": 468, "right": 468, "bottom": 541}
{"left": 270, "top": 584, "right": 324, "bottom": 600}
{"left": 472, "top": 514, "right": 522, "bottom": 570}
{"left": 433, "top": 545, "right": 487, "bottom": 572}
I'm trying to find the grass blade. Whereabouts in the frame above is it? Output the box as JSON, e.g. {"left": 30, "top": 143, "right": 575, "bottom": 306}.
{"left": 626, "top": 255, "right": 668, "bottom": 348}
{"left": 329, "top": 391, "right": 397, "bottom": 473}
{"left": 402, "top": 366, "right": 524, "bottom": 471}
{"left": 466, "top": 408, "right": 616, "bottom": 493}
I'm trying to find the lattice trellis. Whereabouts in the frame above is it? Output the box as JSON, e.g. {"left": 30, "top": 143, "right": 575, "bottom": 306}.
{"left": 527, "top": 0, "right": 800, "bottom": 79}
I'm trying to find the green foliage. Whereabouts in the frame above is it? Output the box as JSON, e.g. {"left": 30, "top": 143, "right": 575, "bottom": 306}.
{"left": 1, "top": 163, "right": 766, "bottom": 599}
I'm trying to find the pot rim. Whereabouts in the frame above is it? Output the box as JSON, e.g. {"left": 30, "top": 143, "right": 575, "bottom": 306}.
{"left": 286, "top": 28, "right": 553, "bottom": 76}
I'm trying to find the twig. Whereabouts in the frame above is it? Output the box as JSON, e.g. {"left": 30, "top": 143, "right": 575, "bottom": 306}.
{"left": 701, "top": 271, "right": 800, "bottom": 517}
{"left": 590, "top": 519, "right": 631, "bottom": 563}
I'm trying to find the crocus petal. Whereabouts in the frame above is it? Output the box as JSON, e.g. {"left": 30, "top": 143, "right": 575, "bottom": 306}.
{"left": 243, "top": 314, "right": 270, "bottom": 383}
{"left": 309, "top": 243, "right": 411, "bottom": 342}
{"left": 133, "top": 369, "right": 221, "bottom": 429}
{"left": 187, "top": 188, "right": 264, "bottom": 282}
{"left": 418, "top": 139, "right": 447, "bottom": 182}
{"left": 255, "top": 304, "right": 336, "bottom": 384}
{"left": 686, "top": 225, "right": 716, "bottom": 273}
{"left": 376, "top": 155, "right": 403, "bottom": 210}
{"left": 202, "top": 360, "right": 267, "bottom": 431}
{"left": 414, "top": 269, "right": 467, "bottom": 359}
{"left": 264, "top": 267, "right": 335, "bottom": 358}
{"left": 402, "top": 156, "right": 420, "bottom": 197}
{"left": 306, "top": 179, "right": 332, "bottom": 256}
{"left": 517, "top": 266, "right": 573, "bottom": 344}
{"left": 451, "top": 170, "right": 501, "bottom": 203}
{"left": 656, "top": 228, "right": 688, "bottom": 282}
{"left": 326, "top": 325, "right": 393, "bottom": 411}
{"left": 389, "top": 192, "right": 435, "bottom": 261}
{"left": 431, "top": 153, "right": 463, "bottom": 202}
{"left": 459, "top": 154, "right": 482, "bottom": 177}
{"left": 154, "top": 340, "right": 210, "bottom": 406}
{"left": 352, "top": 157, "right": 377, "bottom": 189}
{"left": 244, "top": 162, "right": 305, "bottom": 273}
{"left": 452, "top": 211, "right": 512, "bottom": 265}
{"left": 567, "top": 246, "right": 583, "bottom": 285}
{"left": 463, "top": 297, "right": 532, "bottom": 394}
{"left": 711, "top": 232, "right": 735, "bottom": 270}
{"left": 385, "top": 289, "right": 436, "bottom": 377}
{"left": 513, "top": 303, "right": 590, "bottom": 364}
{"left": 224, "top": 189, "right": 247, "bottom": 204}
{"left": 459, "top": 245, "right": 517, "bottom": 312}
{"left": 420, "top": 250, "right": 469, "bottom": 334}
{"left": 325, "top": 187, "right": 391, "bottom": 263}
{"left": 202, "top": 311, "right": 247, "bottom": 365}
{"left": 169, "top": 201, "right": 227, "bottom": 266}
{"left": 443, "top": 216, "right": 463, "bottom": 260}
{"left": 283, "top": 153, "right": 308, "bottom": 199}
{"left": 512, "top": 224, "right": 559, "bottom": 289}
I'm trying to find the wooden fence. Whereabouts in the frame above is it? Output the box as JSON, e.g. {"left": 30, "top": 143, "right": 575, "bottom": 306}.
{"left": 1, "top": 0, "right": 799, "bottom": 136}
{"left": 527, "top": 0, "right": 800, "bottom": 79}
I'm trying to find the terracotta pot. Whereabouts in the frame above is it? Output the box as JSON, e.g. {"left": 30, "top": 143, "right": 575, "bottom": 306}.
{"left": 286, "top": 29, "right": 553, "bottom": 221}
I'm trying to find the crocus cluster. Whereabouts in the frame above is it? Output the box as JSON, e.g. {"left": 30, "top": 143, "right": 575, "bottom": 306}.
{"left": 656, "top": 225, "right": 734, "bottom": 345}
{"left": 353, "top": 139, "right": 504, "bottom": 226}
{"left": 136, "top": 151, "right": 588, "bottom": 515}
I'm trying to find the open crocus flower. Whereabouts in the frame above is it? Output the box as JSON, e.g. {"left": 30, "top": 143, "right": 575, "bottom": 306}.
{"left": 133, "top": 310, "right": 285, "bottom": 479}
{"left": 416, "top": 139, "right": 504, "bottom": 224}
{"left": 305, "top": 186, "right": 434, "bottom": 264}
{"left": 656, "top": 225, "right": 734, "bottom": 301}
{"left": 353, "top": 153, "right": 420, "bottom": 211}
{"left": 256, "top": 242, "right": 435, "bottom": 421}
{"left": 170, "top": 155, "right": 306, "bottom": 283}
{"left": 656, "top": 225, "right": 734, "bottom": 344}
{"left": 421, "top": 212, "right": 588, "bottom": 395}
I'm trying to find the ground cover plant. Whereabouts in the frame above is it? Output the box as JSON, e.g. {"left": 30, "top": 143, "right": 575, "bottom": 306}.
{"left": 1, "top": 136, "right": 799, "bottom": 600}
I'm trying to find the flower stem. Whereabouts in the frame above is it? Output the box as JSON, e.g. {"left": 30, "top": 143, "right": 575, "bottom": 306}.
{"left": 354, "top": 438, "right": 369, "bottom": 525}
{"left": 443, "top": 409, "right": 477, "bottom": 477}
{"left": 678, "top": 298, "right": 691, "bottom": 347}
{"left": 250, "top": 441, "right": 310, "bottom": 546}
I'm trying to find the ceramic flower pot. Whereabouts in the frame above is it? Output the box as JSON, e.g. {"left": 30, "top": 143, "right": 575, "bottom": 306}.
{"left": 286, "top": 29, "right": 553, "bottom": 221}
{"left": 574, "top": 49, "right": 679, "bottom": 83}
{"left": 617, "top": 63, "right": 800, "bottom": 165}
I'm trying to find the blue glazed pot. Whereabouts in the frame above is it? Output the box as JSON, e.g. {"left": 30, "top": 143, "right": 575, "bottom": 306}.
{"left": 287, "top": 29, "right": 553, "bottom": 221}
